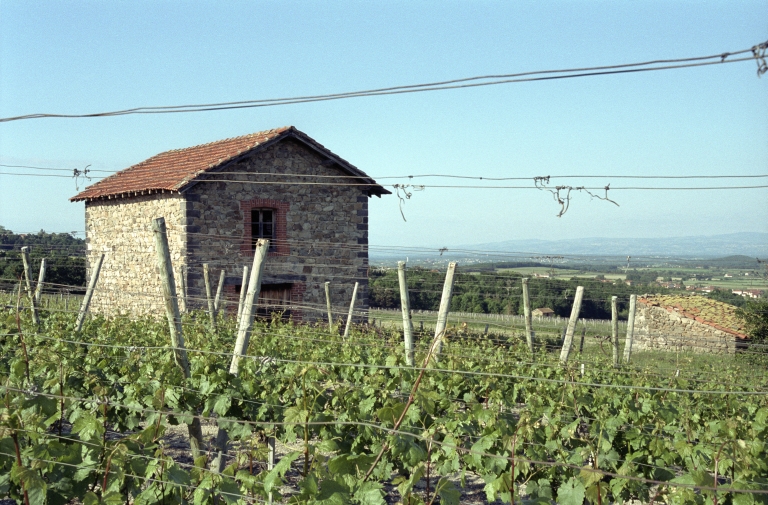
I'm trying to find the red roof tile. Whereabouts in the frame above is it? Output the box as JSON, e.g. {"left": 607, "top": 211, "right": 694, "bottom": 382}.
{"left": 71, "top": 126, "right": 389, "bottom": 202}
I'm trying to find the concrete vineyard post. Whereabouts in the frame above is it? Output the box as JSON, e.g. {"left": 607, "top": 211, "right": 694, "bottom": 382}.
{"left": 611, "top": 296, "right": 620, "bottom": 366}
{"left": 522, "top": 278, "right": 535, "bottom": 355}
{"left": 237, "top": 266, "right": 249, "bottom": 323}
{"left": 20, "top": 247, "right": 39, "bottom": 325}
{"left": 75, "top": 253, "right": 105, "bottom": 332}
{"left": 212, "top": 239, "right": 268, "bottom": 474}
{"left": 34, "top": 258, "right": 46, "bottom": 305}
{"left": 559, "top": 286, "right": 584, "bottom": 364}
{"left": 214, "top": 269, "right": 226, "bottom": 316}
{"left": 432, "top": 262, "right": 458, "bottom": 362}
{"left": 325, "top": 281, "right": 333, "bottom": 329}
{"left": 151, "top": 217, "right": 205, "bottom": 460}
{"left": 203, "top": 264, "right": 216, "bottom": 328}
{"left": 398, "top": 261, "right": 415, "bottom": 366}
{"left": 343, "top": 281, "right": 359, "bottom": 339}
{"left": 623, "top": 294, "right": 637, "bottom": 363}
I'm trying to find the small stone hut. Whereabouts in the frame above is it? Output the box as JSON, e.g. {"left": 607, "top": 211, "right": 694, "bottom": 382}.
{"left": 532, "top": 307, "right": 554, "bottom": 317}
{"left": 633, "top": 295, "right": 748, "bottom": 354}
{"left": 71, "top": 126, "right": 390, "bottom": 321}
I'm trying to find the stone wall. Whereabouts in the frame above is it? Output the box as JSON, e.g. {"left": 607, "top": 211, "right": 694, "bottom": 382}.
{"left": 84, "top": 194, "right": 186, "bottom": 316}
{"left": 633, "top": 302, "right": 738, "bottom": 354}
{"left": 182, "top": 138, "right": 370, "bottom": 322}
{"left": 82, "top": 138, "right": 372, "bottom": 321}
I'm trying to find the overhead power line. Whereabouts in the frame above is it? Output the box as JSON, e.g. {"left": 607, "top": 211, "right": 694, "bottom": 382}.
{"left": 1, "top": 171, "right": 766, "bottom": 190}
{"left": 0, "top": 163, "right": 113, "bottom": 173}
{"left": 3, "top": 162, "right": 768, "bottom": 180}
{"left": 1, "top": 41, "right": 766, "bottom": 123}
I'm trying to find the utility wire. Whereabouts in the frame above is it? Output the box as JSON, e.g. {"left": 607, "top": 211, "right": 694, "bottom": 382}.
{"left": 1, "top": 42, "right": 765, "bottom": 123}
{"left": 0, "top": 163, "right": 113, "bottom": 173}
{"left": 2, "top": 163, "right": 767, "bottom": 180}
{"left": 2, "top": 171, "right": 766, "bottom": 190}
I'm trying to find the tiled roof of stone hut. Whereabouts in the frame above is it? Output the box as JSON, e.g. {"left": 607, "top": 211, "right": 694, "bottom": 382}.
{"left": 639, "top": 295, "right": 748, "bottom": 339}
{"left": 71, "top": 126, "right": 390, "bottom": 202}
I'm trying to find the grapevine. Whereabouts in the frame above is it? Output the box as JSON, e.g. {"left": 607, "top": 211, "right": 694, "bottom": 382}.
{"left": 1, "top": 306, "right": 767, "bottom": 504}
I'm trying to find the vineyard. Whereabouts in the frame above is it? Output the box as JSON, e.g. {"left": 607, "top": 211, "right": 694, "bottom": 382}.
{"left": 2, "top": 294, "right": 768, "bottom": 505}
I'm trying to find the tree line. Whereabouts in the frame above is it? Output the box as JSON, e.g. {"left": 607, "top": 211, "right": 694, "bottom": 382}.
{"left": 368, "top": 267, "right": 681, "bottom": 321}
{"left": 0, "top": 226, "right": 86, "bottom": 293}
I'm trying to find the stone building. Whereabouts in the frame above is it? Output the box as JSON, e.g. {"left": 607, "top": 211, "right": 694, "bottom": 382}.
{"left": 633, "top": 295, "right": 748, "bottom": 354}
{"left": 71, "top": 126, "right": 390, "bottom": 321}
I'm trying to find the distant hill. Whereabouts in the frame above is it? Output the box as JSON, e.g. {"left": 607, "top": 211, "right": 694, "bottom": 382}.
{"left": 462, "top": 232, "right": 768, "bottom": 258}
{"left": 371, "top": 232, "right": 767, "bottom": 266}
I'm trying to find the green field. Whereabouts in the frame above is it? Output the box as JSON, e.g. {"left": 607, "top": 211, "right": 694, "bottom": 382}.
{"left": 493, "top": 265, "right": 767, "bottom": 292}
{"left": 369, "top": 308, "right": 623, "bottom": 342}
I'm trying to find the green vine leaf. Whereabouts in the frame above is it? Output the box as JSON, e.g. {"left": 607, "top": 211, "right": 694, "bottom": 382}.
{"left": 557, "top": 477, "right": 586, "bottom": 505}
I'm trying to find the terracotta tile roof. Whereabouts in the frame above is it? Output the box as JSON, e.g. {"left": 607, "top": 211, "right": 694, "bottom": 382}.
{"left": 71, "top": 126, "right": 389, "bottom": 202}
{"left": 639, "top": 295, "right": 748, "bottom": 339}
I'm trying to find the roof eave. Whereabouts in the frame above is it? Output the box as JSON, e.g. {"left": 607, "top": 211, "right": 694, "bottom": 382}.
{"left": 71, "top": 187, "right": 181, "bottom": 203}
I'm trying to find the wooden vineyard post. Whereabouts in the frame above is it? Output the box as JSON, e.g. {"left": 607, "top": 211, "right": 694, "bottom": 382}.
{"left": 324, "top": 281, "right": 333, "bottom": 329}
{"left": 431, "top": 262, "right": 458, "bottom": 362}
{"left": 178, "top": 266, "right": 187, "bottom": 313}
{"left": 230, "top": 239, "right": 269, "bottom": 374}
{"left": 237, "top": 266, "right": 249, "bottom": 323}
{"left": 559, "top": 286, "right": 585, "bottom": 365}
{"left": 578, "top": 324, "right": 586, "bottom": 354}
{"left": 623, "top": 294, "right": 637, "bottom": 364}
{"left": 75, "top": 253, "right": 105, "bottom": 332}
{"left": 522, "top": 278, "right": 535, "bottom": 355}
{"left": 34, "top": 258, "right": 46, "bottom": 305}
{"left": 343, "top": 282, "right": 359, "bottom": 339}
{"left": 212, "top": 239, "right": 269, "bottom": 473}
{"left": 179, "top": 265, "right": 189, "bottom": 312}
{"left": 398, "top": 261, "right": 415, "bottom": 366}
{"left": 20, "top": 247, "right": 39, "bottom": 325}
{"left": 214, "top": 269, "right": 226, "bottom": 317}
{"left": 13, "top": 281, "right": 21, "bottom": 310}
{"left": 268, "top": 436, "right": 276, "bottom": 504}
{"left": 611, "top": 296, "right": 619, "bottom": 366}
{"left": 203, "top": 264, "right": 216, "bottom": 328}
{"left": 151, "top": 217, "right": 205, "bottom": 459}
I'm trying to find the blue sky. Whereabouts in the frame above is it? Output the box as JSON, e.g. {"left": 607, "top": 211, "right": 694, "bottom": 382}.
{"left": 1, "top": 1, "right": 766, "bottom": 248}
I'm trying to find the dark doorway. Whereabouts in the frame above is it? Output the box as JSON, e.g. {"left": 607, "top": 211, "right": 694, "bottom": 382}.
{"left": 234, "top": 282, "right": 292, "bottom": 320}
